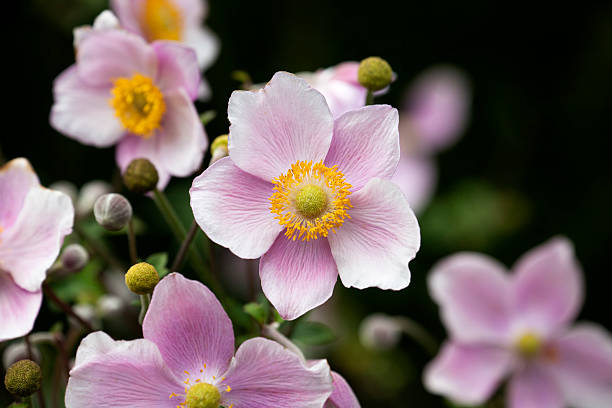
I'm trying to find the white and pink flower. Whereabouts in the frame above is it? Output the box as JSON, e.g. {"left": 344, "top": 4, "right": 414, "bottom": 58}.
{"left": 424, "top": 237, "right": 612, "bottom": 408}
{"left": 326, "top": 371, "right": 360, "bottom": 408}
{"left": 190, "top": 72, "right": 420, "bottom": 320}
{"left": 0, "top": 158, "right": 74, "bottom": 342}
{"left": 50, "top": 28, "right": 208, "bottom": 190}
{"left": 65, "top": 273, "right": 332, "bottom": 407}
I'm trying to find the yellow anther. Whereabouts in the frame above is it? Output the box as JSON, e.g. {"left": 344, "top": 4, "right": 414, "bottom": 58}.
{"left": 225, "top": 385, "right": 231, "bottom": 392}
{"left": 143, "top": 0, "right": 183, "bottom": 41}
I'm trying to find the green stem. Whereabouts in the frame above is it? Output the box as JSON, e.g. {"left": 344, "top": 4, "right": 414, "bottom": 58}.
{"left": 170, "top": 220, "right": 199, "bottom": 272}
{"left": 396, "top": 316, "right": 439, "bottom": 356}
{"left": 138, "top": 294, "right": 151, "bottom": 325}
{"left": 127, "top": 220, "right": 138, "bottom": 264}
{"left": 74, "top": 224, "right": 125, "bottom": 271}
{"left": 365, "top": 90, "right": 374, "bottom": 105}
{"left": 152, "top": 188, "right": 186, "bottom": 242}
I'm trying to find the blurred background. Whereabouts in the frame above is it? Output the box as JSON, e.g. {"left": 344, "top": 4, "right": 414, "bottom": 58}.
{"left": 2, "top": 1, "right": 612, "bottom": 406}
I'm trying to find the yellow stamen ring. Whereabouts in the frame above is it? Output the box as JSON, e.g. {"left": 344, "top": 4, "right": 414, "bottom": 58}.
{"left": 270, "top": 160, "right": 352, "bottom": 241}
{"left": 143, "top": 0, "right": 183, "bottom": 41}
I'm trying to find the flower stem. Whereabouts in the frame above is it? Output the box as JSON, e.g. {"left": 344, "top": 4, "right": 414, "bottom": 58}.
{"left": 170, "top": 220, "right": 199, "bottom": 272}
{"left": 152, "top": 188, "right": 186, "bottom": 241}
{"left": 42, "top": 283, "right": 93, "bottom": 332}
{"left": 138, "top": 294, "right": 151, "bottom": 325}
{"left": 396, "top": 316, "right": 439, "bottom": 356}
{"left": 74, "top": 223, "right": 125, "bottom": 271}
{"left": 365, "top": 90, "right": 374, "bottom": 105}
{"left": 25, "top": 336, "right": 45, "bottom": 408}
{"left": 262, "top": 323, "right": 306, "bottom": 362}
{"left": 127, "top": 219, "right": 138, "bottom": 264}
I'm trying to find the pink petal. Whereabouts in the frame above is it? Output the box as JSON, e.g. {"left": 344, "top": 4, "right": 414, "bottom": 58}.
{"left": 512, "top": 237, "right": 583, "bottom": 338}
{"left": 391, "top": 155, "right": 437, "bottom": 213}
{"left": 183, "top": 26, "right": 219, "bottom": 71}
{"left": 110, "top": 0, "right": 146, "bottom": 36}
{"left": 508, "top": 365, "right": 563, "bottom": 408}
{"left": 428, "top": 253, "right": 513, "bottom": 344}
{"left": 327, "top": 178, "right": 419, "bottom": 290}
{"left": 228, "top": 71, "right": 333, "bottom": 181}
{"left": 50, "top": 66, "right": 124, "bottom": 147}
{"left": 174, "top": 0, "right": 206, "bottom": 23}
{"left": 423, "top": 342, "right": 513, "bottom": 406}
{"left": 259, "top": 235, "right": 338, "bottom": 320}
{"left": 221, "top": 338, "right": 333, "bottom": 408}
{"left": 72, "top": 331, "right": 120, "bottom": 369}
{"left": 325, "top": 371, "right": 360, "bottom": 408}
{"left": 549, "top": 323, "right": 612, "bottom": 408}
{"left": 153, "top": 41, "right": 200, "bottom": 99}
{"left": 325, "top": 105, "right": 399, "bottom": 191}
{"left": 77, "top": 29, "right": 157, "bottom": 87}
{"left": 115, "top": 135, "right": 170, "bottom": 191}
{"left": 306, "top": 63, "right": 365, "bottom": 118}
{"left": 0, "top": 158, "right": 39, "bottom": 228}
{"left": 66, "top": 333, "right": 182, "bottom": 408}
{"left": 143, "top": 273, "right": 234, "bottom": 381}
{"left": 331, "top": 62, "right": 360, "bottom": 85}
{"left": 0, "top": 188, "right": 74, "bottom": 292}
{"left": 0, "top": 273, "right": 42, "bottom": 342}
{"left": 190, "top": 158, "right": 282, "bottom": 259}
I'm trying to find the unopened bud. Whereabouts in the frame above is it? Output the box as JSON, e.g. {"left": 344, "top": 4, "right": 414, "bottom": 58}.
{"left": 50, "top": 181, "right": 78, "bottom": 205}
{"left": 96, "top": 294, "right": 124, "bottom": 318}
{"left": 358, "top": 57, "right": 393, "bottom": 91}
{"left": 125, "top": 262, "right": 159, "bottom": 295}
{"left": 359, "top": 313, "right": 402, "bottom": 351}
{"left": 59, "top": 244, "right": 89, "bottom": 272}
{"left": 2, "top": 343, "right": 41, "bottom": 370}
{"left": 4, "top": 359, "right": 42, "bottom": 397}
{"left": 94, "top": 193, "right": 133, "bottom": 231}
{"left": 210, "top": 134, "right": 229, "bottom": 165}
{"left": 123, "top": 158, "right": 159, "bottom": 193}
{"left": 77, "top": 180, "right": 112, "bottom": 216}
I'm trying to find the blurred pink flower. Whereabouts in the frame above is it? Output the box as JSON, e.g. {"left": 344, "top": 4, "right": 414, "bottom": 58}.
{"left": 112, "top": 0, "right": 219, "bottom": 98}
{"left": 190, "top": 72, "right": 420, "bottom": 320}
{"left": 50, "top": 29, "right": 208, "bottom": 190}
{"left": 0, "top": 158, "right": 74, "bottom": 341}
{"left": 326, "top": 371, "right": 360, "bottom": 408}
{"left": 73, "top": 10, "right": 121, "bottom": 50}
{"left": 424, "top": 237, "right": 612, "bottom": 408}
{"left": 65, "top": 273, "right": 332, "bottom": 407}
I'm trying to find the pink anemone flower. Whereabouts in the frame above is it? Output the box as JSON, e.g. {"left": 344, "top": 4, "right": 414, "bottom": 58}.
{"left": 111, "top": 0, "right": 219, "bottom": 98}
{"left": 190, "top": 72, "right": 420, "bottom": 320}
{"left": 50, "top": 28, "right": 207, "bottom": 190}
{"left": 326, "top": 371, "right": 360, "bottom": 408}
{"left": 65, "top": 273, "right": 333, "bottom": 407}
{"left": 424, "top": 237, "right": 612, "bottom": 408}
{"left": 0, "top": 158, "right": 74, "bottom": 341}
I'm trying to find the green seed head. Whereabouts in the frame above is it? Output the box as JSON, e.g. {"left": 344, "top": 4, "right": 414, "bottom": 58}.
{"left": 4, "top": 359, "right": 42, "bottom": 397}
{"left": 185, "top": 383, "right": 221, "bottom": 408}
{"left": 125, "top": 262, "right": 159, "bottom": 295}
{"left": 295, "top": 184, "right": 328, "bottom": 219}
{"left": 123, "top": 158, "right": 159, "bottom": 194}
{"left": 210, "top": 134, "right": 229, "bottom": 154}
{"left": 358, "top": 57, "right": 393, "bottom": 91}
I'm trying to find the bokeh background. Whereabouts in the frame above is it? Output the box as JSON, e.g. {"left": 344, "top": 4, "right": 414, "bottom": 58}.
{"left": 2, "top": 1, "right": 612, "bottom": 406}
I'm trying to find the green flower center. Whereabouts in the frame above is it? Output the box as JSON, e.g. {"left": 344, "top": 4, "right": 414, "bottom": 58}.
{"left": 295, "top": 184, "right": 328, "bottom": 219}
{"left": 516, "top": 332, "right": 541, "bottom": 357}
{"left": 185, "top": 383, "right": 220, "bottom": 408}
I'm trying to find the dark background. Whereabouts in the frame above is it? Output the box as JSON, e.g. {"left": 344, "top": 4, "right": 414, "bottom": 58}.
{"left": 2, "top": 1, "right": 612, "bottom": 406}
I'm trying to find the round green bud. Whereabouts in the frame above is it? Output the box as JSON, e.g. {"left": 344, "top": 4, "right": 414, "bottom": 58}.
{"left": 358, "top": 57, "right": 393, "bottom": 91}
{"left": 4, "top": 359, "right": 42, "bottom": 397}
{"left": 123, "top": 158, "right": 159, "bottom": 194}
{"left": 93, "top": 193, "right": 133, "bottom": 231}
{"left": 125, "top": 262, "right": 159, "bottom": 295}
{"left": 210, "top": 134, "right": 229, "bottom": 154}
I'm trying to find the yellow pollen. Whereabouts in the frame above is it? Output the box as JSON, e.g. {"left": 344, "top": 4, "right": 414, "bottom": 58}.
{"left": 516, "top": 332, "right": 542, "bottom": 356}
{"left": 269, "top": 160, "right": 352, "bottom": 241}
{"left": 184, "top": 382, "right": 220, "bottom": 408}
{"left": 143, "top": 0, "right": 183, "bottom": 41}
{"left": 110, "top": 73, "right": 165, "bottom": 138}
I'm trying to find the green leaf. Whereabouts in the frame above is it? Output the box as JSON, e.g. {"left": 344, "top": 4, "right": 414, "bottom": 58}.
{"left": 146, "top": 252, "right": 169, "bottom": 278}
{"left": 243, "top": 302, "right": 267, "bottom": 325}
{"left": 199, "top": 110, "right": 217, "bottom": 126}
{"left": 291, "top": 321, "right": 336, "bottom": 345}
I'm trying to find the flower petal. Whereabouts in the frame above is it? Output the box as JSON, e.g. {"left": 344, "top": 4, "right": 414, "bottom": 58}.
{"left": 0, "top": 273, "right": 42, "bottom": 342}
{"left": 0, "top": 158, "right": 39, "bottom": 228}
{"left": 110, "top": 0, "right": 145, "bottom": 36}
{"left": 508, "top": 365, "right": 563, "bottom": 408}
{"left": 0, "top": 188, "right": 74, "bottom": 292}
{"left": 328, "top": 178, "right": 419, "bottom": 290}
{"left": 428, "top": 253, "right": 513, "bottom": 344}
{"left": 548, "top": 323, "right": 612, "bottom": 408}
{"left": 228, "top": 71, "right": 333, "bottom": 181}
{"left": 190, "top": 158, "right": 282, "bottom": 259}
{"left": 391, "top": 155, "right": 437, "bottom": 213}
{"left": 153, "top": 41, "right": 200, "bottom": 99}
{"left": 423, "top": 342, "right": 513, "bottom": 406}
{"left": 66, "top": 332, "right": 181, "bottom": 408}
{"left": 143, "top": 273, "right": 234, "bottom": 381}
{"left": 183, "top": 26, "right": 219, "bottom": 71}
{"left": 512, "top": 237, "right": 583, "bottom": 338}
{"left": 325, "top": 105, "right": 400, "bottom": 191}
{"left": 50, "top": 66, "right": 124, "bottom": 147}
{"left": 260, "top": 235, "right": 338, "bottom": 320}
{"left": 77, "top": 29, "right": 157, "bottom": 87}
{"left": 115, "top": 135, "right": 169, "bottom": 191}
{"left": 306, "top": 62, "right": 365, "bottom": 118}
{"left": 221, "top": 337, "right": 333, "bottom": 408}
{"left": 325, "top": 371, "right": 360, "bottom": 408}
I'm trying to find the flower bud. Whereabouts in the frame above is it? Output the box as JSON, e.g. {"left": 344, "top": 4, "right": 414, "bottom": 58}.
{"left": 123, "top": 158, "right": 159, "bottom": 193}
{"left": 94, "top": 193, "right": 133, "bottom": 231}
{"left": 70, "top": 304, "right": 101, "bottom": 330}
{"left": 4, "top": 359, "right": 42, "bottom": 397}
{"left": 2, "top": 343, "right": 41, "bottom": 370}
{"left": 96, "top": 294, "right": 124, "bottom": 318}
{"left": 125, "top": 262, "right": 159, "bottom": 295}
{"left": 358, "top": 57, "right": 393, "bottom": 91}
{"left": 50, "top": 181, "right": 78, "bottom": 205}
{"left": 210, "top": 134, "right": 229, "bottom": 165}
{"left": 76, "top": 180, "right": 113, "bottom": 216}
{"left": 359, "top": 313, "right": 402, "bottom": 351}
{"left": 59, "top": 244, "right": 89, "bottom": 272}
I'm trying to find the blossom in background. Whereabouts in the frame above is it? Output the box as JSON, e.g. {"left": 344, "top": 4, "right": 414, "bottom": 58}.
{"left": 65, "top": 273, "right": 332, "bottom": 407}
{"left": 73, "top": 10, "right": 120, "bottom": 50}
{"left": 50, "top": 28, "right": 207, "bottom": 190}
{"left": 191, "top": 72, "right": 420, "bottom": 320}
{"left": 424, "top": 237, "right": 612, "bottom": 408}
{"left": 392, "top": 66, "right": 471, "bottom": 212}
{"left": 326, "top": 371, "right": 360, "bottom": 408}
{"left": 0, "top": 158, "right": 74, "bottom": 341}
{"left": 112, "top": 0, "right": 219, "bottom": 99}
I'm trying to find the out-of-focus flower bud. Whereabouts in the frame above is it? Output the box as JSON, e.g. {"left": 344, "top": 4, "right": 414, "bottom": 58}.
{"left": 59, "top": 244, "right": 89, "bottom": 272}
{"left": 94, "top": 193, "right": 133, "bottom": 231}
{"left": 73, "top": 10, "right": 120, "bottom": 50}
{"left": 70, "top": 304, "right": 101, "bottom": 330}
{"left": 96, "top": 294, "right": 124, "bottom": 318}
{"left": 76, "top": 180, "right": 113, "bottom": 217}
{"left": 50, "top": 181, "right": 78, "bottom": 205}
{"left": 359, "top": 313, "right": 402, "bottom": 351}
{"left": 123, "top": 158, "right": 159, "bottom": 194}
{"left": 2, "top": 343, "right": 41, "bottom": 370}
{"left": 4, "top": 359, "right": 42, "bottom": 397}
{"left": 210, "top": 134, "right": 229, "bottom": 165}
{"left": 358, "top": 57, "right": 393, "bottom": 91}
{"left": 125, "top": 262, "right": 159, "bottom": 295}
